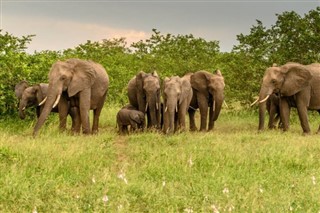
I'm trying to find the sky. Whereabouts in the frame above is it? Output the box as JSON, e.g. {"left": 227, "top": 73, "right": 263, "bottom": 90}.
{"left": 1, "top": 0, "right": 319, "bottom": 53}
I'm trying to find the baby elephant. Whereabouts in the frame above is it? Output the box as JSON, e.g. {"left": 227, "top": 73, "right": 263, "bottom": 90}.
{"left": 117, "top": 105, "right": 145, "bottom": 135}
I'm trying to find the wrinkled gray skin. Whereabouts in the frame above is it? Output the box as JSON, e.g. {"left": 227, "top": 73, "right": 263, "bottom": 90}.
{"left": 127, "top": 71, "right": 161, "bottom": 129}
{"left": 188, "top": 70, "right": 225, "bottom": 131}
{"left": 15, "top": 81, "right": 80, "bottom": 131}
{"left": 117, "top": 104, "right": 145, "bottom": 135}
{"left": 258, "top": 62, "right": 320, "bottom": 134}
{"left": 33, "top": 59, "right": 109, "bottom": 136}
{"left": 163, "top": 75, "right": 193, "bottom": 134}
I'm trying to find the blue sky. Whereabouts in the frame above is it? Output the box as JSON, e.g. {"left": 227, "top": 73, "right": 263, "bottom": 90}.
{"left": 1, "top": 0, "right": 319, "bottom": 53}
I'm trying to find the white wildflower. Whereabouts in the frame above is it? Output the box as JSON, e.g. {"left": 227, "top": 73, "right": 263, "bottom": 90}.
{"left": 32, "top": 207, "right": 37, "bottom": 213}
{"left": 102, "top": 195, "right": 109, "bottom": 203}
{"left": 223, "top": 187, "right": 229, "bottom": 194}
{"left": 118, "top": 204, "right": 123, "bottom": 210}
{"left": 118, "top": 171, "right": 128, "bottom": 184}
{"left": 227, "top": 204, "right": 235, "bottom": 212}
{"left": 92, "top": 176, "right": 96, "bottom": 184}
{"left": 162, "top": 181, "right": 166, "bottom": 187}
{"left": 211, "top": 204, "right": 219, "bottom": 213}
{"left": 312, "top": 176, "right": 316, "bottom": 185}
{"left": 259, "top": 186, "right": 264, "bottom": 193}
{"left": 76, "top": 195, "right": 80, "bottom": 199}
{"left": 184, "top": 207, "right": 193, "bottom": 213}
{"left": 188, "top": 157, "right": 193, "bottom": 167}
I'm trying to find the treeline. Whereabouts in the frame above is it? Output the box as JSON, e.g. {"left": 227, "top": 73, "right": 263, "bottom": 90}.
{"left": 0, "top": 7, "right": 319, "bottom": 116}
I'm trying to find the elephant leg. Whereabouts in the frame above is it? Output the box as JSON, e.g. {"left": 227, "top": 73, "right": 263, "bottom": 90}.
{"left": 317, "top": 111, "right": 320, "bottom": 134}
{"left": 36, "top": 106, "right": 41, "bottom": 118}
{"left": 79, "top": 90, "right": 91, "bottom": 134}
{"left": 208, "top": 103, "right": 214, "bottom": 131}
{"left": 296, "top": 93, "right": 311, "bottom": 134}
{"left": 178, "top": 108, "right": 186, "bottom": 132}
{"left": 197, "top": 94, "right": 208, "bottom": 131}
{"left": 92, "top": 95, "right": 106, "bottom": 134}
{"left": 146, "top": 110, "right": 152, "bottom": 128}
{"left": 70, "top": 107, "right": 81, "bottom": 133}
{"left": 174, "top": 112, "right": 179, "bottom": 132}
{"left": 268, "top": 104, "right": 277, "bottom": 129}
{"left": 58, "top": 96, "right": 69, "bottom": 132}
{"left": 188, "top": 108, "right": 197, "bottom": 131}
{"left": 122, "top": 125, "right": 129, "bottom": 135}
{"left": 280, "top": 98, "right": 290, "bottom": 132}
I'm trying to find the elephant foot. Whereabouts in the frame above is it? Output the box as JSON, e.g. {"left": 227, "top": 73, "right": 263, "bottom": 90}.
{"left": 302, "top": 131, "right": 311, "bottom": 136}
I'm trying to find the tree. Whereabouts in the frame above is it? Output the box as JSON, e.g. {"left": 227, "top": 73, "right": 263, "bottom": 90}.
{"left": 0, "top": 31, "right": 34, "bottom": 116}
{"left": 131, "top": 29, "right": 220, "bottom": 77}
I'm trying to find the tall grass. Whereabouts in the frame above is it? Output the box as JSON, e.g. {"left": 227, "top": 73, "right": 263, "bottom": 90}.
{"left": 1, "top": 106, "right": 320, "bottom": 212}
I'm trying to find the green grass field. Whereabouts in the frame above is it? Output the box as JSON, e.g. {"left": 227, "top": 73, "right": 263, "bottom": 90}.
{"left": 1, "top": 106, "right": 320, "bottom": 212}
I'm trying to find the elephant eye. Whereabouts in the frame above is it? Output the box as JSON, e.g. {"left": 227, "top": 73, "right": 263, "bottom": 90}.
{"left": 60, "top": 75, "right": 66, "bottom": 81}
{"left": 271, "top": 79, "right": 276, "bottom": 84}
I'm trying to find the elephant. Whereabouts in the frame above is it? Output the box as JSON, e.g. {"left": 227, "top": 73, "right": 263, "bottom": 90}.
{"left": 162, "top": 75, "right": 193, "bottom": 134}
{"left": 188, "top": 70, "right": 225, "bottom": 131}
{"left": 116, "top": 104, "right": 145, "bottom": 135}
{"left": 257, "top": 62, "right": 320, "bottom": 134}
{"left": 14, "top": 81, "right": 49, "bottom": 119}
{"left": 15, "top": 81, "right": 80, "bottom": 131}
{"left": 33, "top": 58, "right": 109, "bottom": 136}
{"left": 266, "top": 93, "right": 283, "bottom": 129}
{"left": 127, "top": 71, "right": 161, "bottom": 129}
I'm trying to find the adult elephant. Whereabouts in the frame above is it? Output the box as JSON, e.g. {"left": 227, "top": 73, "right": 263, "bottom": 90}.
{"left": 33, "top": 58, "right": 109, "bottom": 136}
{"left": 188, "top": 70, "right": 225, "bottom": 131}
{"left": 15, "top": 81, "right": 79, "bottom": 130}
{"left": 258, "top": 62, "right": 320, "bottom": 134}
{"left": 127, "top": 71, "right": 161, "bottom": 129}
{"left": 163, "top": 75, "right": 193, "bottom": 134}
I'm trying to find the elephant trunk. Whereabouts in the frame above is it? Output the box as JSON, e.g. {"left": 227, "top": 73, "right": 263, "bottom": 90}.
{"left": 258, "top": 86, "right": 270, "bottom": 131}
{"left": 164, "top": 100, "right": 177, "bottom": 134}
{"left": 146, "top": 95, "right": 159, "bottom": 128}
{"left": 213, "top": 93, "right": 224, "bottom": 121}
{"left": 18, "top": 100, "right": 27, "bottom": 119}
{"left": 33, "top": 89, "right": 59, "bottom": 136}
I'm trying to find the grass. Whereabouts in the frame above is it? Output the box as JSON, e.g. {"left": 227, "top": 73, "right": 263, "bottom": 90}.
{"left": 1, "top": 106, "right": 320, "bottom": 212}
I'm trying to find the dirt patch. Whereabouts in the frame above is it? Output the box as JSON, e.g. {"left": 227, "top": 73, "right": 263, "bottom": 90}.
{"left": 113, "top": 136, "right": 129, "bottom": 171}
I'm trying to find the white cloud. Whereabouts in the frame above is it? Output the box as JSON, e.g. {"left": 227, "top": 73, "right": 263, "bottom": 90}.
{"left": 3, "top": 15, "right": 150, "bottom": 53}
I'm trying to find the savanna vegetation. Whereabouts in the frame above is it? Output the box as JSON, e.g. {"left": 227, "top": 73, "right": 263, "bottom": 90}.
{"left": 1, "top": 7, "right": 320, "bottom": 212}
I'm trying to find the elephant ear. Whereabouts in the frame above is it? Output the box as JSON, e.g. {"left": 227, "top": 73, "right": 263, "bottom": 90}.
{"left": 136, "top": 71, "right": 147, "bottom": 93}
{"left": 34, "top": 84, "right": 44, "bottom": 104}
{"left": 190, "top": 71, "right": 211, "bottom": 94}
{"left": 179, "top": 78, "right": 192, "bottom": 105}
{"left": 130, "top": 112, "right": 143, "bottom": 124}
{"left": 281, "top": 65, "right": 312, "bottom": 96}
{"left": 15, "top": 81, "right": 29, "bottom": 99}
{"left": 68, "top": 60, "right": 97, "bottom": 97}
{"left": 152, "top": 70, "right": 158, "bottom": 77}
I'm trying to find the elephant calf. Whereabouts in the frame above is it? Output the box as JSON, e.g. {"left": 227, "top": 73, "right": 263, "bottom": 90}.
{"left": 266, "top": 93, "right": 283, "bottom": 129}
{"left": 117, "top": 105, "right": 145, "bottom": 135}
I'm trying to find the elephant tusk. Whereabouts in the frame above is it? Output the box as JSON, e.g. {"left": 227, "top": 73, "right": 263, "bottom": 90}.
{"left": 176, "top": 106, "right": 178, "bottom": 112}
{"left": 145, "top": 102, "right": 148, "bottom": 112}
{"left": 165, "top": 106, "right": 168, "bottom": 113}
{"left": 52, "top": 94, "right": 61, "bottom": 109}
{"left": 250, "top": 98, "right": 259, "bottom": 107}
{"left": 38, "top": 96, "right": 47, "bottom": 106}
{"left": 259, "top": 95, "right": 270, "bottom": 104}
{"left": 156, "top": 102, "right": 159, "bottom": 110}
{"left": 22, "top": 107, "right": 26, "bottom": 111}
